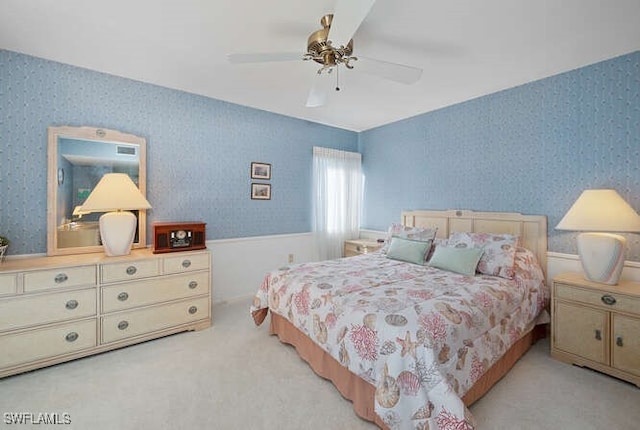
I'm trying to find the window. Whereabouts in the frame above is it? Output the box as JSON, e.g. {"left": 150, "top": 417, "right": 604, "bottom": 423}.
{"left": 312, "top": 147, "right": 362, "bottom": 260}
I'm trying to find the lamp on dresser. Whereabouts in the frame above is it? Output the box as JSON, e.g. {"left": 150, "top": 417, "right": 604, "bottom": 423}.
{"left": 556, "top": 189, "right": 640, "bottom": 285}
{"left": 79, "top": 173, "right": 152, "bottom": 256}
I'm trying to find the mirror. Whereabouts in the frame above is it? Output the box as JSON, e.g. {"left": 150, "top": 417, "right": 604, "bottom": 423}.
{"left": 47, "top": 126, "right": 147, "bottom": 256}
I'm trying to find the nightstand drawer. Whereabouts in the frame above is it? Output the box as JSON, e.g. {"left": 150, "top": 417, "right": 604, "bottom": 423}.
{"left": 0, "top": 319, "right": 97, "bottom": 369}
{"left": 555, "top": 283, "right": 640, "bottom": 314}
{"left": 163, "top": 253, "right": 209, "bottom": 274}
{"left": 24, "top": 266, "right": 96, "bottom": 292}
{"left": 344, "top": 240, "right": 382, "bottom": 257}
{"left": 101, "top": 297, "right": 210, "bottom": 344}
{"left": 0, "top": 288, "right": 97, "bottom": 332}
{"left": 101, "top": 259, "right": 160, "bottom": 283}
{"left": 101, "top": 271, "right": 209, "bottom": 312}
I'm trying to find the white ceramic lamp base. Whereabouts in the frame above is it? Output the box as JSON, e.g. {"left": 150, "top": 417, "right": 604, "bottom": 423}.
{"left": 577, "top": 232, "right": 626, "bottom": 285}
{"left": 99, "top": 211, "right": 137, "bottom": 256}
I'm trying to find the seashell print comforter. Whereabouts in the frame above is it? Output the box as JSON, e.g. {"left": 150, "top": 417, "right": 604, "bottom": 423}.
{"left": 250, "top": 248, "right": 547, "bottom": 430}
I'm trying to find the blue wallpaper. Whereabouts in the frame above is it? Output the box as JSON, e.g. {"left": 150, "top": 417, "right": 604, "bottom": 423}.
{"left": 359, "top": 51, "right": 640, "bottom": 261}
{"left": 0, "top": 50, "right": 358, "bottom": 255}
{"left": 2, "top": 49, "right": 639, "bottom": 260}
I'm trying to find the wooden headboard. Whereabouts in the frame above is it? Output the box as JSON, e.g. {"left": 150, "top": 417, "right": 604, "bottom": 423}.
{"left": 401, "top": 209, "right": 548, "bottom": 277}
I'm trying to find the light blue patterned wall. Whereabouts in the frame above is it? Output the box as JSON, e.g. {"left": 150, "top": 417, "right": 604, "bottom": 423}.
{"left": 0, "top": 50, "right": 358, "bottom": 255}
{"left": 359, "top": 51, "right": 640, "bottom": 261}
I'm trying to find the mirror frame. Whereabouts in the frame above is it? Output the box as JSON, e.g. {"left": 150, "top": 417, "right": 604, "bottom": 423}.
{"left": 47, "top": 126, "right": 148, "bottom": 256}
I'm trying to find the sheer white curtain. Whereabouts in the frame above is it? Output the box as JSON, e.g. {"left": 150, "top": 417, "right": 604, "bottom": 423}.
{"left": 312, "top": 146, "right": 362, "bottom": 260}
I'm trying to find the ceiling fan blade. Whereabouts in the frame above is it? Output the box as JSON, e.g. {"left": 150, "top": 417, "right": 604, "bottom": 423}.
{"left": 227, "top": 52, "right": 302, "bottom": 64}
{"left": 305, "top": 72, "right": 334, "bottom": 108}
{"left": 354, "top": 56, "right": 423, "bottom": 84}
{"left": 327, "top": 0, "right": 376, "bottom": 48}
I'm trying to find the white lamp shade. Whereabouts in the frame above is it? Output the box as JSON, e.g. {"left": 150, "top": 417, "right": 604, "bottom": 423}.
{"left": 556, "top": 189, "right": 640, "bottom": 232}
{"left": 80, "top": 173, "right": 151, "bottom": 256}
{"left": 81, "top": 173, "right": 151, "bottom": 212}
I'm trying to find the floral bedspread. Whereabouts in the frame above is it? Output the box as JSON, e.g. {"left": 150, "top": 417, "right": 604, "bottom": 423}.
{"left": 250, "top": 248, "right": 546, "bottom": 430}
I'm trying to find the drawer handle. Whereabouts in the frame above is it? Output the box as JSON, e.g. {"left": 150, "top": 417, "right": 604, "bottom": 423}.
{"left": 65, "top": 299, "right": 79, "bottom": 310}
{"left": 188, "top": 281, "right": 198, "bottom": 289}
{"left": 182, "top": 259, "right": 192, "bottom": 268}
{"left": 601, "top": 295, "right": 616, "bottom": 306}
{"left": 118, "top": 320, "right": 129, "bottom": 330}
{"left": 616, "top": 336, "right": 624, "bottom": 347}
{"left": 117, "top": 292, "right": 129, "bottom": 301}
{"left": 188, "top": 306, "right": 198, "bottom": 315}
{"left": 594, "top": 329, "right": 602, "bottom": 341}
{"left": 126, "top": 266, "right": 137, "bottom": 276}
{"left": 55, "top": 273, "right": 68, "bottom": 283}
{"left": 65, "top": 332, "right": 79, "bottom": 342}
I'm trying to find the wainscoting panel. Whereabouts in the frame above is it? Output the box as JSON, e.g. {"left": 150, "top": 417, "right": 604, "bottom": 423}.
{"left": 547, "top": 252, "right": 640, "bottom": 284}
{"left": 207, "top": 233, "right": 318, "bottom": 304}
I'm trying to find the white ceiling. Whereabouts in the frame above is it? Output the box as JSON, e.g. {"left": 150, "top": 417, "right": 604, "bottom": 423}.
{"left": 1, "top": 0, "right": 639, "bottom": 132}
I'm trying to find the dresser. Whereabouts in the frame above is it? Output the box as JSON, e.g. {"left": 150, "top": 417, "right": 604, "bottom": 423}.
{"left": 0, "top": 248, "right": 211, "bottom": 378}
{"left": 343, "top": 239, "right": 383, "bottom": 257}
{"left": 551, "top": 272, "right": 640, "bottom": 386}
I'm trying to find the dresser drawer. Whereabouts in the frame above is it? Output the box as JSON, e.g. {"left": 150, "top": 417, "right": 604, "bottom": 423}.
{"left": 0, "top": 273, "right": 17, "bottom": 295}
{"left": 101, "top": 259, "right": 160, "bottom": 283}
{"left": 101, "top": 296, "right": 210, "bottom": 344}
{"left": 24, "top": 266, "right": 96, "bottom": 292}
{"left": 163, "top": 252, "right": 209, "bottom": 274}
{"left": 0, "top": 319, "right": 97, "bottom": 369}
{"left": 0, "top": 288, "right": 97, "bottom": 332}
{"left": 555, "top": 283, "right": 640, "bottom": 314}
{"left": 101, "top": 271, "right": 210, "bottom": 313}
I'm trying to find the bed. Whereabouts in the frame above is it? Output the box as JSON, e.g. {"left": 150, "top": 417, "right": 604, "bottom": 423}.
{"left": 251, "top": 210, "right": 548, "bottom": 430}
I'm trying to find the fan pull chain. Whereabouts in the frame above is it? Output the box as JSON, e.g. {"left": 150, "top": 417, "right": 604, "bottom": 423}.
{"left": 335, "top": 65, "right": 340, "bottom": 92}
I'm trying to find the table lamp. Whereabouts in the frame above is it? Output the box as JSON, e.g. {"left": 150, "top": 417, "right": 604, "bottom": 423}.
{"left": 79, "top": 173, "right": 152, "bottom": 256}
{"left": 556, "top": 189, "right": 640, "bottom": 285}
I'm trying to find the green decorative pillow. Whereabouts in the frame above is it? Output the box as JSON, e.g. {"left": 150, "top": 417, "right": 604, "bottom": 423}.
{"left": 428, "top": 246, "right": 484, "bottom": 276}
{"left": 386, "top": 237, "right": 432, "bottom": 265}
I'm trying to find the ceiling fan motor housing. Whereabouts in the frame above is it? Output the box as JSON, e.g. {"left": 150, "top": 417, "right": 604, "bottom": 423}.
{"left": 307, "top": 14, "right": 353, "bottom": 66}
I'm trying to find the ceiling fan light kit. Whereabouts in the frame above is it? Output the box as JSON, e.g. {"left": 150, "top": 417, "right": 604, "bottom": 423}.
{"left": 304, "top": 14, "right": 357, "bottom": 73}
{"left": 227, "top": 0, "right": 422, "bottom": 107}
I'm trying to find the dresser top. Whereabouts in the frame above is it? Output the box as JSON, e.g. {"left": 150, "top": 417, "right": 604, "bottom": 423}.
{"left": 0, "top": 248, "right": 209, "bottom": 273}
{"left": 554, "top": 272, "right": 640, "bottom": 297}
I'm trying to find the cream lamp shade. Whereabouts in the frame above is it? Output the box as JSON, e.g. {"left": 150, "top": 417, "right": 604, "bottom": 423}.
{"left": 556, "top": 189, "right": 640, "bottom": 285}
{"left": 80, "top": 173, "right": 152, "bottom": 256}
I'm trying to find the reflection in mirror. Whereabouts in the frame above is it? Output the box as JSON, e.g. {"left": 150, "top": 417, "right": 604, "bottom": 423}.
{"left": 47, "top": 126, "right": 147, "bottom": 256}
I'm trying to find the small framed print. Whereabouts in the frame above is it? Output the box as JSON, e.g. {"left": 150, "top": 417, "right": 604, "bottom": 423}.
{"left": 251, "top": 162, "right": 271, "bottom": 180}
{"left": 251, "top": 183, "right": 271, "bottom": 200}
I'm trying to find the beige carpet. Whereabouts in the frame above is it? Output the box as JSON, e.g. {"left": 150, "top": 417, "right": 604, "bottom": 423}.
{"left": 1, "top": 298, "right": 638, "bottom": 429}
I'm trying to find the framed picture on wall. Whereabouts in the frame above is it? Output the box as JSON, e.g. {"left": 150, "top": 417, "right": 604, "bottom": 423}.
{"left": 251, "top": 162, "right": 271, "bottom": 180}
{"left": 251, "top": 183, "right": 271, "bottom": 200}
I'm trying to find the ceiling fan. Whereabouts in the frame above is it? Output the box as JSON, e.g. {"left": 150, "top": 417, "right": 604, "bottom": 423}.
{"left": 227, "top": 0, "right": 423, "bottom": 107}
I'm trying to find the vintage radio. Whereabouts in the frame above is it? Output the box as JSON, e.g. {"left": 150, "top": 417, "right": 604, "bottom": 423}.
{"left": 152, "top": 222, "right": 206, "bottom": 253}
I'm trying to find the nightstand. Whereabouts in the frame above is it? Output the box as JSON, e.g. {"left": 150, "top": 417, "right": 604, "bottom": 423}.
{"left": 343, "top": 239, "right": 383, "bottom": 257}
{"left": 551, "top": 272, "right": 640, "bottom": 386}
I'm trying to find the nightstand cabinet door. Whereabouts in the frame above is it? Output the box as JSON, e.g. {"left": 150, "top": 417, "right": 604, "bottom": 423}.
{"left": 612, "top": 314, "right": 640, "bottom": 377}
{"left": 554, "top": 301, "right": 608, "bottom": 365}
